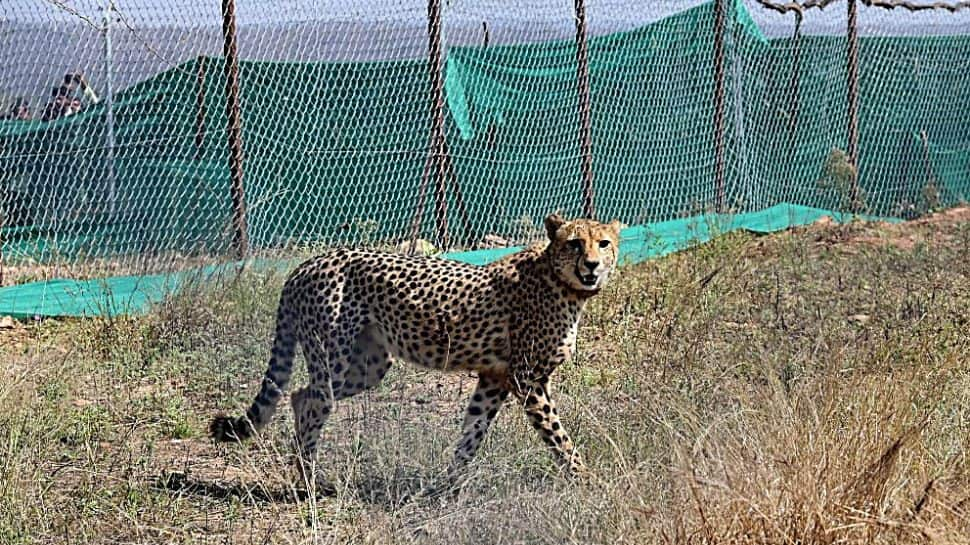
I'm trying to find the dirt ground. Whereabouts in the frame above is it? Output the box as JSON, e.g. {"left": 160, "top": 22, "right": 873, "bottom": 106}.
{"left": 807, "top": 205, "right": 970, "bottom": 251}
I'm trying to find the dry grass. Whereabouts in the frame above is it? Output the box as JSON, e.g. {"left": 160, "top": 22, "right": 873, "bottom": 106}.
{"left": 1, "top": 210, "right": 968, "bottom": 544}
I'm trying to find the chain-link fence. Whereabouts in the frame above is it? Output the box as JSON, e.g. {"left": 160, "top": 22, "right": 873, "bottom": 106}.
{"left": 1, "top": 0, "right": 969, "bottom": 285}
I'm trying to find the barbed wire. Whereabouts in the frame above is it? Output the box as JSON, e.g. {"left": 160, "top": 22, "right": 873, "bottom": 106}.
{"left": 40, "top": 0, "right": 103, "bottom": 31}
{"left": 861, "top": 0, "right": 970, "bottom": 12}
{"left": 111, "top": 5, "right": 201, "bottom": 76}
{"left": 751, "top": 0, "right": 839, "bottom": 15}
{"left": 754, "top": 0, "right": 969, "bottom": 13}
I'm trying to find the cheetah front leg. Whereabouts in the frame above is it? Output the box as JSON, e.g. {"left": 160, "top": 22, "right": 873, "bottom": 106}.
{"left": 517, "top": 378, "right": 587, "bottom": 475}
{"left": 447, "top": 374, "right": 509, "bottom": 476}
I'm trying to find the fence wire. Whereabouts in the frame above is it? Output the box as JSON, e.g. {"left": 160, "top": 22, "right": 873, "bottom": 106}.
{"left": 1, "top": 0, "right": 968, "bottom": 284}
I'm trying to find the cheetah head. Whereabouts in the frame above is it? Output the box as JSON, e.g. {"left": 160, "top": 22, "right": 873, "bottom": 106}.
{"left": 543, "top": 213, "right": 622, "bottom": 293}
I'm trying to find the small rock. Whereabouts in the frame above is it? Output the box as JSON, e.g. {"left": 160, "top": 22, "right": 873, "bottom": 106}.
{"left": 848, "top": 314, "right": 870, "bottom": 324}
{"left": 0, "top": 316, "right": 15, "bottom": 329}
{"left": 397, "top": 239, "right": 437, "bottom": 256}
{"left": 479, "top": 234, "right": 510, "bottom": 248}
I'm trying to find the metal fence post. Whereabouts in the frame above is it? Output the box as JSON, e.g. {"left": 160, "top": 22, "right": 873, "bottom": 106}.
{"left": 713, "top": 0, "right": 727, "bottom": 213}
{"left": 427, "top": 0, "right": 449, "bottom": 250}
{"left": 103, "top": 3, "right": 116, "bottom": 221}
{"left": 846, "top": 0, "right": 861, "bottom": 208}
{"left": 574, "top": 0, "right": 595, "bottom": 219}
{"left": 786, "top": 11, "right": 803, "bottom": 180}
{"left": 483, "top": 21, "right": 503, "bottom": 236}
{"left": 221, "top": 0, "right": 249, "bottom": 258}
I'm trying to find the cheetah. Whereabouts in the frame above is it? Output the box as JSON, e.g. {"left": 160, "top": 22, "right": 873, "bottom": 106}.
{"left": 210, "top": 213, "right": 622, "bottom": 488}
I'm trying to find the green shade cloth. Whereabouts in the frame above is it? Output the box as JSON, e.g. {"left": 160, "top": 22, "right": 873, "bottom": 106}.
{"left": 0, "top": 203, "right": 896, "bottom": 319}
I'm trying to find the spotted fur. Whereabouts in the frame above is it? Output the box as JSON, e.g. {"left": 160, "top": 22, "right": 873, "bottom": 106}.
{"left": 210, "top": 213, "right": 622, "bottom": 485}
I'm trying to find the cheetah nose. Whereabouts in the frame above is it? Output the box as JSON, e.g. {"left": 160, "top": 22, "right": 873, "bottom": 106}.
{"left": 583, "top": 260, "right": 600, "bottom": 271}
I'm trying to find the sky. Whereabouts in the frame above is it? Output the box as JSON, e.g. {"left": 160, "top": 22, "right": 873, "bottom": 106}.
{"left": 3, "top": 0, "right": 969, "bottom": 36}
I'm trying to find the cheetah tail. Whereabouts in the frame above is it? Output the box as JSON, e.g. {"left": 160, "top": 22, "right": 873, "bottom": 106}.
{"left": 210, "top": 304, "right": 298, "bottom": 443}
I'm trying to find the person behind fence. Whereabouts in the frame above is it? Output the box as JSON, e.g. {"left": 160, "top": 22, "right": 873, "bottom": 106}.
{"left": 41, "top": 72, "right": 100, "bottom": 121}
{"left": 41, "top": 86, "right": 70, "bottom": 121}
{"left": 2, "top": 98, "right": 31, "bottom": 120}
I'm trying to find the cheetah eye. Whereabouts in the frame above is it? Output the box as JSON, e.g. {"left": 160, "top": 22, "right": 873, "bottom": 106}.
{"left": 598, "top": 239, "right": 611, "bottom": 249}
{"left": 566, "top": 239, "right": 583, "bottom": 252}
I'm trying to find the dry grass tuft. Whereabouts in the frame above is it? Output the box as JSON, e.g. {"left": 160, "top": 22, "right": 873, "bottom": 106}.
{"left": 660, "top": 368, "right": 969, "bottom": 544}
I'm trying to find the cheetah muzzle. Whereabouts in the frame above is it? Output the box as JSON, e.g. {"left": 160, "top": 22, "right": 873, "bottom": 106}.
{"left": 210, "top": 212, "right": 622, "bottom": 490}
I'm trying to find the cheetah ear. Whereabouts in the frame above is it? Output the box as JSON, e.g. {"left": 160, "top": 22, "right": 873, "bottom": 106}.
{"left": 544, "top": 213, "right": 565, "bottom": 240}
{"left": 609, "top": 219, "right": 623, "bottom": 234}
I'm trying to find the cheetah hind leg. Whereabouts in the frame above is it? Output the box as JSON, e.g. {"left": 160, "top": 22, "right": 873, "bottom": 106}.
{"left": 290, "top": 327, "right": 343, "bottom": 497}
{"left": 289, "top": 326, "right": 391, "bottom": 497}
{"left": 291, "top": 386, "right": 337, "bottom": 496}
